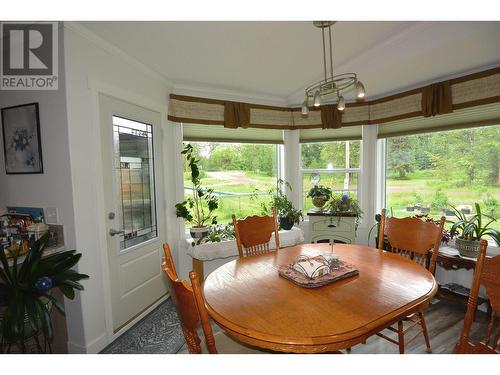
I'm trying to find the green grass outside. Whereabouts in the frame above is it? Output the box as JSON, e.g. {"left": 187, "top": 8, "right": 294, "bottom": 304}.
{"left": 182, "top": 169, "right": 500, "bottom": 231}
{"left": 386, "top": 170, "right": 500, "bottom": 231}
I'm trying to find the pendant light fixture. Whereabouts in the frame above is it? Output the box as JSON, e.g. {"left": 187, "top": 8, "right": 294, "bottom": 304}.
{"left": 301, "top": 21, "right": 366, "bottom": 116}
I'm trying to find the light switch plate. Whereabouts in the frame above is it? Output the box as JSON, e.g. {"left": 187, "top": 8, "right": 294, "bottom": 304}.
{"left": 45, "top": 207, "right": 59, "bottom": 224}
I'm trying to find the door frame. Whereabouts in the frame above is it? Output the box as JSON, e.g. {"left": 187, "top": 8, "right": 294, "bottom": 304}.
{"left": 88, "top": 78, "right": 170, "bottom": 345}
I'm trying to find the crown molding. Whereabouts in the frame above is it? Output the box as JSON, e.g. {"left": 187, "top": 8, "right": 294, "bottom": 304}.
{"left": 63, "top": 21, "right": 173, "bottom": 90}
{"left": 172, "top": 81, "right": 287, "bottom": 107}
{"left": 365, "top": 62, "right": 500, "bottom": 102}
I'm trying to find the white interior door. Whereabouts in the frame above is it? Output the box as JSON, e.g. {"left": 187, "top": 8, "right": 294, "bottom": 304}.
{"left": 99, "top": 93, "right": 167, "bottom": 332}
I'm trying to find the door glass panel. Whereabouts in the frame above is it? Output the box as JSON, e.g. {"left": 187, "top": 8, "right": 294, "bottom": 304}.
{"left": 113, "top": 115, "right": 157, "bottom": 250}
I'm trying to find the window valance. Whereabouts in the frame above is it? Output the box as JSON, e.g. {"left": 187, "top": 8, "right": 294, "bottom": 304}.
{"left": 378, "top": 102, "right": 500, "bottom": 138}
{"left": 168, "top": 67, "right": 500, "bottom": 132}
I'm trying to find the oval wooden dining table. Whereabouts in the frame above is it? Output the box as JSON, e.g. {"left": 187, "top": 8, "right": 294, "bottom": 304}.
{"left": 202, "top": 243, "right": 438, "bottom": 353}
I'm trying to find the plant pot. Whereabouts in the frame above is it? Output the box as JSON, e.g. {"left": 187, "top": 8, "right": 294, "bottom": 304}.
{"left": 189, "top": 226, "right": 209, "bottom": 239}
{"left": 455, "top": 237, "right": 481, "bottom": 258}
{"left": 311, "top": 196, "right": 328, "bottom": 209}
{"left": 279, "top": 217, "right": 294, "bottom": 231}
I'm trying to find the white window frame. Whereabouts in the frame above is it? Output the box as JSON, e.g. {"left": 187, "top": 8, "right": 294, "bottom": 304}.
{"left": 299, "top": 141, "right": 362, "bottom": 213}
{"left": 179, "top": 140, "right": 284, "bottom": 236}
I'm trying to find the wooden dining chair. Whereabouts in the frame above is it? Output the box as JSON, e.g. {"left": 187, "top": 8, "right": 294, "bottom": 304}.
{"left": 232, "top": 208, "right": 280, "bottom": 258}
{"left": 163, "top": 243, "right": 177, "bottom": 278}
{"left": 161, "top": 244, "right": 264, "bottom": 354}
{"left": 454, "top": 240, "right": 500, "bottom": 354}
{"left": 375, "top": 209, "right": 445, "bottom": 354}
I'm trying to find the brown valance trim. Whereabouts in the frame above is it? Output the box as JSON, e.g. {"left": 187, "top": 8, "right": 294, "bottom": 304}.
{"left": 168, "top": 66, "right": 500, "bottom": 130}
{"left": 321, "top": 105, "right": 343, "bottom": 129}
{"left": 421, "top": 81, "right": 453, "bottom": 117}
{"left": 224, "top": 102, "right": 250, "bottom": 128}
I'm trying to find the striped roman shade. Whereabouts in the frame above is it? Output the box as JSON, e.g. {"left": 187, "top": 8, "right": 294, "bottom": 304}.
{"left": 377, "top": 103, "right": 500, "bottom": 138}
{"left": 299, "top": 125, "right": 362, "bottom": 143}
{"left": 182, "top": 123, "right": 284, "bottom": 144}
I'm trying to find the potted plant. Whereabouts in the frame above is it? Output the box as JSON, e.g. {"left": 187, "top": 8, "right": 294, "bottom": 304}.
{"left": 307, "top": 185, "right": 332, "bottom": 210}
{"left": 262, "top": 179, "right": 303, "bottom": 230}
{"left": 449, "top": 203, "right": 499, "bottom": 258}
{"left": 191, "top": 224, "right": 235, "bottom": 247}
{"left": 175, "top": 144, "right": 218, "bottom": 239}
{"left": 327, "top": 193, "right": 363, "bottom": 228}
{"left": 0, "top": 233, "right": 89, "bottom": 353}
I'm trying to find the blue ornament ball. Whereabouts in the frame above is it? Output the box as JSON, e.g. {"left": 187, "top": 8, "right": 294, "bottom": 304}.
{"left": 341, "top": 194, "right": 349, "bottom": 202}
{"left": 34, "top": 276, "right": 53, "bottom": 294}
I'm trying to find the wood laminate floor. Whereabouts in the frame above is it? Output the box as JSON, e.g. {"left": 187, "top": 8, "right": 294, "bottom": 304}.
{"left": 348, "top": 298, "right": 487, "bottom": 354}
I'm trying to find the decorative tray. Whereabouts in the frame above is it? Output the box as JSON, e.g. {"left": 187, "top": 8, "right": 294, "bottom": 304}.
{"left": 278, "top": 255, "right": 359, "bottom": 288}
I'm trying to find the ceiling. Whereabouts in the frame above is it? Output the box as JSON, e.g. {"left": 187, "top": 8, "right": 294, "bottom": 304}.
{"left": 79, "top": 21, "right": 500, "bottom": 105}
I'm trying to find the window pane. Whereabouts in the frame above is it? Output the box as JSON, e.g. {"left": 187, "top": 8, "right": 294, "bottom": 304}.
{"left": 303, "top": 172, "right": 359, "bottom": 212}
{"left": 113, "top": 116, "right": 157, "bottom": 250}
{"left": 301, "top": 140, "right": 361, "bottom": 169}
{"left": 183, "top": 142, "right": 279, "bottom": 225}
{"left": 385, "top": 125, "right": 500, "bottom": 231}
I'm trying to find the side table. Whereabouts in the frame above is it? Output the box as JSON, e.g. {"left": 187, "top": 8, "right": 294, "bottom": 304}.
{"left": 435, "top": 246, "right": 491, "bottom": 315}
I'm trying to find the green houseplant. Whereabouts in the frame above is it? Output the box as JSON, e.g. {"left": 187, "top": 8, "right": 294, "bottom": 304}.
{"left": 262, "top": 179, "right": 303, "bottom": 230}
{"left": 176, "top": 144, "right": 219, "bottom": 239}
{"left": 0, "top": 233, "right": 88, "bottom": 353}
{"left": 449, "top": 202, "right": 499, "bottom": 258}
{"left": 327, "top": 193, "right": 363, "bottom": 228}
{"left": 307, "top": 185, "right": 332, "bottom": 210}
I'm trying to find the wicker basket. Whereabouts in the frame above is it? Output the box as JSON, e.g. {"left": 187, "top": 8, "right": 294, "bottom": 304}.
{"left": 455, "top": 237, "right": 481, "bottom": 258}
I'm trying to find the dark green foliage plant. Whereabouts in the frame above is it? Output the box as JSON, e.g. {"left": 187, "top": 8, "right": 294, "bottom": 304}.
{"left": 176, "top": 144, "right": 219, "bottom": 227}
{"left": 0, "top": 233, "right": 89, "bottom": 352}
{"left": 261, "top": 179, "right": 303, "bottom": 227}
{"left": 191, "top": 224, "right": 235, "bottom": 247}
{"left": 306, "top": 185, "right": 332, "bottom": 199}
{"left": 327, "top": 193, "right": 363, "bottom": 227}
{"left": 449, "top": 203, "right": 500, "bottom": 246}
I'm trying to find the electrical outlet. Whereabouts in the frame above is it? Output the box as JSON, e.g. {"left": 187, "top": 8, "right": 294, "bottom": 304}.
{"left": 45, "top": 207, "right": 59, "bottom": 224}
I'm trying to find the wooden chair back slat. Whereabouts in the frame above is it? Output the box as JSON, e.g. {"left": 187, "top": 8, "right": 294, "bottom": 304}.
{"left": 232, "top": 208, "right": 280, "bottom": 258}
{"left": 163, "top": 243, "right": 177, "bottom": 278}
{"left": 454, "top": 240, "right": 500, "bottom": 354}
{"left": 378, "top": 209, "right": 445, "bottom": 274}
{"left": 161, "top": 244, "right": 218, "bottom": 354}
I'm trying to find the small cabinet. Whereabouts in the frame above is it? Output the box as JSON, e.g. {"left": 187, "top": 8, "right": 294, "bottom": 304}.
{"left": 307, "top": 211, "right": 357, "bottom": 244}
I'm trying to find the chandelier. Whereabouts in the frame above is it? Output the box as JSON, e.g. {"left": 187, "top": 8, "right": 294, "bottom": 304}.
{"left": 301, "top": 21, "right": 366, "bottom": 116}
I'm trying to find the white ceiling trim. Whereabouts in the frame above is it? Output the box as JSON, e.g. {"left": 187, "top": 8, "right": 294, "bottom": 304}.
{"left": 64, "top": 21, "right": 174, "bottom": 89}
{"left": 172, "top": 81, "right": 287, "bottom": 107}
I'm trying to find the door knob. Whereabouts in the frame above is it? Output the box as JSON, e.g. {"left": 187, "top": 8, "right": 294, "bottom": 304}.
{"left": 109, "top": 228, "right": 124, "bottom": 236}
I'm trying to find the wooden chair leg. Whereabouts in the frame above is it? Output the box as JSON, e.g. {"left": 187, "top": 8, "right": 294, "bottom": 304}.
{"left": 418, "top": 312, "right": 432, "bottom": 353}
{"left": 397, "top": 320, "right": 405, "bottom": 354}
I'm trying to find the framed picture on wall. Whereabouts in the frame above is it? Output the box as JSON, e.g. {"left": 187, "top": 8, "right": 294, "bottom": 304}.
{"left": 1, "top": 102, "right": 44, "bottom": 174}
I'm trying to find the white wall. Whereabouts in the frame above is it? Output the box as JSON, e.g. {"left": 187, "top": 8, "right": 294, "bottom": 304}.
{"left": 62, "top": 22, "right": 180, "bottom": 353}
{"left": 0, "top": 25, "right": 75, "bottom": 253}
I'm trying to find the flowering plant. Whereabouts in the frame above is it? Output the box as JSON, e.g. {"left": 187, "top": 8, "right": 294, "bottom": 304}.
{"left": 327, "top": 193, "right": 363, "bottom": 227}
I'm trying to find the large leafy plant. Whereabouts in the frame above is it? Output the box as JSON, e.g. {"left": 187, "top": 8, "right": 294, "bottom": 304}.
{"left": 261, "top": 179, "right": 303, "bottom": 226}
{"left": 306, "top": 185, "right": 332, "bottom": 199}
{"left": 449, "top": 203, "right": 500, "bottom": 246}
{"left": 327, "top": 193, "right": 363, "bottom": 228}
{"left": 0, "top": 233, "right": 88, "bottom": 352}
{"left": 176, "top": 144, "right": 218, "bottom": 227}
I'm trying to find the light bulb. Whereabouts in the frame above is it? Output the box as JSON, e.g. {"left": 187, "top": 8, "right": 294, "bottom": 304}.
{"left": 301, "top": 100, "right": 309, "bottom": 115}
{"left": 313, "top": 91, "right": 321, "bottom": 107}
{"left": 337, "top": 95, "right": 345, "bottom": 111}
{"left": 356, "top": 81, "right": 366, "bottom": 99}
